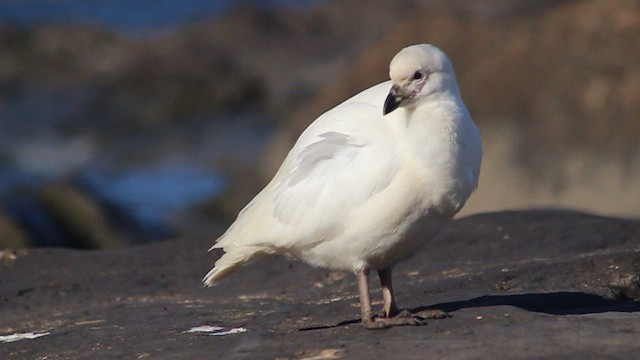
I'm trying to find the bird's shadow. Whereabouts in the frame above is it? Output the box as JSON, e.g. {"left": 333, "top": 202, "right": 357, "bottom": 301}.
{"left": 298, "top": 291, "right": 640, "bottom": 331}
{"left": 416, "top": 291, "right": 640, "bottom": 315}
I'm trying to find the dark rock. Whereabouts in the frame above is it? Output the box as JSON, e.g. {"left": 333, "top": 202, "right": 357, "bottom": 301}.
{"left": 1, "top": 210, "right": 638, "bottom": 359}
{"left": 0, "top": 208, "right": 29, "bottom": 249}
{"left": 37, "top": 183, "right": 126, "bottom": 249}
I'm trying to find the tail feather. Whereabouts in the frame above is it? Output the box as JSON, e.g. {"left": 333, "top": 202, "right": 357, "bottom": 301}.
{"left": 203, "top": 246, "right": 266, "bottom": 286}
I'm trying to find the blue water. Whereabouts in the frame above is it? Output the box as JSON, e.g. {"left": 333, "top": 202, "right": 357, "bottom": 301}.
{"left": 81, "top": 164, "right": 226, "bottom": 233}
{"left": 0, "top": 0, "right": 297, "bottom": 243}
{"left": 0, "top": 82, "right": 273, "bottom": 241}
{"left": 0, "top": 0, "right": 318, "bottom": 34}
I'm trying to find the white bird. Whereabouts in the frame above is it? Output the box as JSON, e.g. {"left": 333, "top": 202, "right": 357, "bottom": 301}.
{"left": 204, "top": 44, "right": 482, "bottom": 329}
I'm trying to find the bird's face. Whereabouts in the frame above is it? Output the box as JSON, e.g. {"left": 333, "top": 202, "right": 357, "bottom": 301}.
{"left": 383, "top": 44, "right": 455, "bottom": 115}
{"left": 383, "top": 70, "right": 428, "bottom": 115}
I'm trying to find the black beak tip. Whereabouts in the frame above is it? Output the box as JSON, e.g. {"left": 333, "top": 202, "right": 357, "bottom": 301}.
{"left": 383, "top": 93, "right": 399, "bottom": 115}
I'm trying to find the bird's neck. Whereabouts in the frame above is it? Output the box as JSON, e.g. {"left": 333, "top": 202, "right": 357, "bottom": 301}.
{"left": 395, "top": 95, "right": 463, "bottom": 129}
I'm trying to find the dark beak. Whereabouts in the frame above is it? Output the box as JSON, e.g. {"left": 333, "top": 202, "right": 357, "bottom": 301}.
{"left": 383, "top": 85, "right": 402, "bottom": 115}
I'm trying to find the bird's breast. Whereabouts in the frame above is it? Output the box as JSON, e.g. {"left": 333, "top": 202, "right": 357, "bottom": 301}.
{"left": 393, "top": 110, "right": 481, "bottom": 217}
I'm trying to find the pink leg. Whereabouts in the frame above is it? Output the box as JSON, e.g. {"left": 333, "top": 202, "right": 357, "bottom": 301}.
{"left": 356, "top": 267, "right": 427, "bottom": 329}
{"left": 378, "top": 268, "right": 400, "bottom": 317}
{"left": 356, "top": 267, "right": 374, "bottom": 324}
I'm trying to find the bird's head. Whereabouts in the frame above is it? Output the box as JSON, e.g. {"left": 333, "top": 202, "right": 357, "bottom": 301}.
{"left": 383, "top": 44, "right": 458, "bottom": 115}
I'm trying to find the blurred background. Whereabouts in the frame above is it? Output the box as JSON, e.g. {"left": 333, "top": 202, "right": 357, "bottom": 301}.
{"left": 0, "top": 0, "right": 638, "bottom": 249}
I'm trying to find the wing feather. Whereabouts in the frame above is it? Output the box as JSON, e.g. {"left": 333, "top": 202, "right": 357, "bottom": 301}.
{"left": 214, "top": 82, "right": 399, "bottom": 251}
{"left": 272, "top": 131, "right": 399, "bottom": 249}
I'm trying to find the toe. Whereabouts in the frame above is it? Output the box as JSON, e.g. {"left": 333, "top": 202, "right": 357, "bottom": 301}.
{"left": 362, "top": 319, "right": 390, "bottom": 330}
{"left": 411, "top": 316, "right": 428, "bottom": 326}
{"left": 415, "top": 309, "right": 450, "bottom": 319}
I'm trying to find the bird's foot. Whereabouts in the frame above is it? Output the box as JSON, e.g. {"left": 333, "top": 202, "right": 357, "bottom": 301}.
{"left": 376, "top": 308, "right": 449, "bottom": 320}
{"left": 362, "top": 310, "right": 428, "bottom": 330}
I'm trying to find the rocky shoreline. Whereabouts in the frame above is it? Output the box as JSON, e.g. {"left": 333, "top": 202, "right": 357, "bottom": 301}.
{"left": 1, "top": 210, "right": 639, "bottom": 359}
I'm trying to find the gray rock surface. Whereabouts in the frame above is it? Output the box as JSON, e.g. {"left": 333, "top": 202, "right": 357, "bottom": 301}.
{"left": 1, "top": 210, "right": 639, "bottom": 359}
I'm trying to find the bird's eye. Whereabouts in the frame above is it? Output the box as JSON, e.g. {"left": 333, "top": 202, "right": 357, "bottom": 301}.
{"left": 413, "top": 71, "right": 423, "bottom": 80}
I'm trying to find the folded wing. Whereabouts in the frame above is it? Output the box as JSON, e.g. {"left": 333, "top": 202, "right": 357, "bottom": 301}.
{"left": 215, "top": 99, "right": 400, "bottom": 252}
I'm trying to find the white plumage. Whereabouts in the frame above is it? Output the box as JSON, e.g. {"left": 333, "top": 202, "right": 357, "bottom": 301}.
{"left": 204, "top": 44, "right": 482, "bottom": 328}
